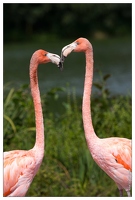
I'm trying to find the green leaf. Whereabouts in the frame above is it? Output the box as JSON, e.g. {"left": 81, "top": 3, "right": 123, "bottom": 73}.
{"left": 4, "top": 114, "right": 16, "bottom": 133}
{"left": 93, "top": 83, "right": 102, "bottom": 90}
{"left": 103, "top": 74, "right": 111, "bottom": 81}
{"left": 4, "top": 88, "right": 14, "bottom": 108}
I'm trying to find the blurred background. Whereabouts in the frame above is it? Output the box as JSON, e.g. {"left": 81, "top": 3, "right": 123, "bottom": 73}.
{"left": 4, "top": 3, "right": 131, "bottom": 96}
{"left": 3, "top": 3, "right": 131, "bottom": 41}
{"left": 3, "top": 3, "right": 132, "bottom": 197}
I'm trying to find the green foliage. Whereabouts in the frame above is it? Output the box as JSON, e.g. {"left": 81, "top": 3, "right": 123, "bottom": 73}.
{"left": 3, "top": 80, "right": 131, "bottom": 197}
{"left": 92, "top": 72, "right": 131, "bottom": 139}
{"left": 4, "top": 3, "right": 131, "bottom": 43}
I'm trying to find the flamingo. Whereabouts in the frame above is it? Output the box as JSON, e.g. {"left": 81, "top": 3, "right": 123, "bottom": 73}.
{"left": 61, "top": 38, "right": 132, "bottom": 197}
{"left": 4, "top": 49, "right": 62, "bottom": 196}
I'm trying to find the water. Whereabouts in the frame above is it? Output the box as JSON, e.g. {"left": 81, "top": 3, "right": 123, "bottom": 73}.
{"left": 4, "top": 37, "right": 132, "bottom": 97}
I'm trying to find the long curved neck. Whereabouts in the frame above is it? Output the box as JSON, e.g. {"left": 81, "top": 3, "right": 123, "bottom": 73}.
{"left": 30, "top": 60, "right": 44, "bottom": 158}
{"left": 82, "top": 47, "right": 98, "bottom": 149}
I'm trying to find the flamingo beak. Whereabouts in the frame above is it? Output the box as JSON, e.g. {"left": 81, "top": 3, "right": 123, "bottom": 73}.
{"left": 60, "top": 42, "right": 77, "bottom": 65}
{"left": 57, "top": 61, "right": 63, "bottom": 71}
{"left": 47, "top": 53, "right": 63, "bottom": 71}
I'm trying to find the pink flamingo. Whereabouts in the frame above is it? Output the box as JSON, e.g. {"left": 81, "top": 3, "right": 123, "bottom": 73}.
{"left": 4, "top": 49, "right": 61, "bottom": 196}
{"left": 61, "top": 38, "right": 132, "bottom": 197}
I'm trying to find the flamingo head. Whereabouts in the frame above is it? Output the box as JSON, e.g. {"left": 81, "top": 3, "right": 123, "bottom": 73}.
{"left": 61, "top": 37, "right": 92, "bottom": 64}
{"left": 31, "top": 49, "right": 63, "bottom": 70}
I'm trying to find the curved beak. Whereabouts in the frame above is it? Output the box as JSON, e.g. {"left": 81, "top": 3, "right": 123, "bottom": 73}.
{"left": 47, "top": 53, "right": 63, "bottom": 71}
{"left": 61, "top": 42, "right": 77, "bottom": 64}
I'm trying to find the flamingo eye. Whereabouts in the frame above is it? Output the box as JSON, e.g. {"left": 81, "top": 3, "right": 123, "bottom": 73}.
{"left": 45, "top": 54, "right": 47, "bottom": 56}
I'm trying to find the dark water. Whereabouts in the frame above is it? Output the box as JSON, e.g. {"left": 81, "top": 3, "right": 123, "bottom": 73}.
{"left": 4, "top": 37, "right": 132, "bottom": 97}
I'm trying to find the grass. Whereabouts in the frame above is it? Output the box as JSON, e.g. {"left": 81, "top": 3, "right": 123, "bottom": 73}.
{"left": 3, "top": 77, "right": 132, "bottom": 196}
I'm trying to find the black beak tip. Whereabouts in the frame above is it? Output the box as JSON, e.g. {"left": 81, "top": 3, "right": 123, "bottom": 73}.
{"left": 58, "top": 61, "right": 63, "bottom": 71}
{"left": 61, "top": 55, "right": 66, "bottom": 63}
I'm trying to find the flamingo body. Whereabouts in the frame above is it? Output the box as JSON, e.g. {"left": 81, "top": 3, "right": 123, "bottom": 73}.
{"left": 4, "top": 50, "right": 61, "bottom": 196}
{"left": 61, "top": 38, "right": 132, "bottom": 196}
{"left": 91, "top": 137, "right": 131, "bottom": 192}
{"left": 4, "top": 150, "right": 38, "bottom": 196}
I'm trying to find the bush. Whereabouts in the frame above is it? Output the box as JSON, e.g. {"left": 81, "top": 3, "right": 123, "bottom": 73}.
{"left": 3, "top": 82, "right": 131, "bottom": 197}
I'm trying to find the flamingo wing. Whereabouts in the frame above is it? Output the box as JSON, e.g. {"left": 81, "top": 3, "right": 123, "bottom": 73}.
{"left": 98, "top": 137, "right": 132, "bottom": 192}
{"left": 110, "top": 137, "right": 132, "bottom": 172}
{"left": 4, "top": 150, "right": 36, "bottom": 196}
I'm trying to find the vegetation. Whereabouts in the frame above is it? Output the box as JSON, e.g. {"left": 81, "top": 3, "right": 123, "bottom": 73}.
{"left": 4, "top": 3, "right": 131, "bottom": 43}
{"left": 4, "top": 75, "right": 132, "bottom": 197}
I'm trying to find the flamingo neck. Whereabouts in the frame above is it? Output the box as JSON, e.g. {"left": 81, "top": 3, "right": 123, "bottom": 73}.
{"left": 30, "top": 61, "right": 44, "bottom": 159}
{"left": 82, "top": 47, "right": 98, "bottom": 148}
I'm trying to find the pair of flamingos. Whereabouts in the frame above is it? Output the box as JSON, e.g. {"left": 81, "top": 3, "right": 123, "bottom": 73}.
{"left": 4, "top": 38, "right": 132, "bottom": 197}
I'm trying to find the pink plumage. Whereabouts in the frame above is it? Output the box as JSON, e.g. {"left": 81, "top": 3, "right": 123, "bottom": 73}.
{"left": 4, "top": 50, "right": 61, "bottom": 196}
{"left": 61, "top": 38, "right": 132, "bottom": 197}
